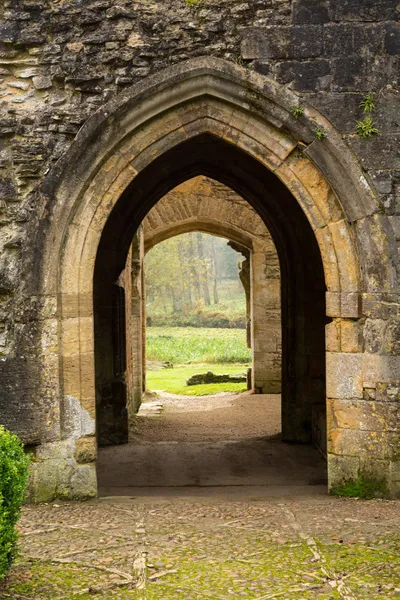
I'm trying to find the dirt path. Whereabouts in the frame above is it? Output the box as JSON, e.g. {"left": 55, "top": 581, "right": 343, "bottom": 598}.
{"left": 97, "top": 392, "right": 326, "bottom": 495}
{"left": 130, "top": 391, "right": 282, "bottom": 441}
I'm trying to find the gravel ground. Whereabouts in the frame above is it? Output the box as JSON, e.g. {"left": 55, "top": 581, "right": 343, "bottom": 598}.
{"left": 2, "top": 393, "right": 399, "bottom": 599}
{"left": 1, "top": 495, "right": 400, "bottom": 599}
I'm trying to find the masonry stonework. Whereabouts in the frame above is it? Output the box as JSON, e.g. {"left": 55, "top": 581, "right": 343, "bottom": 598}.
{"left": 0, "top": 1, "right": 399, "bottom": 500}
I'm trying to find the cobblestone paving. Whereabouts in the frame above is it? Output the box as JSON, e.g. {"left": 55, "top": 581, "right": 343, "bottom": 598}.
{"left": 1, "top": 495, "right": 400, "bottom": 599}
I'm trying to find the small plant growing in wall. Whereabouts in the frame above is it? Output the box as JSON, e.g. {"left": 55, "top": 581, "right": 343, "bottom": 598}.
{"left": 185, "top": 0, "right": 203, "bottom": 6}
{"left": 314, "top": 127, "right": 327, "bottom": 140}
{"left": 291, "top": 106, "right": 304, "bottom": 119}
{"left": 359, "top": 93, "right": 376, "bottom": 114}
{"left": 234, "top": 55, "right": 245, "bottom": 67}
{"left": 355, "top": 92, "right": 379, "bottom": 138}
{"left": 355, "top": 116, "right": 379, "bottom": 139}
{"left": 0, "top": 426, "right": 30, "bottom": 580}
{"left": 232, "top": 55, "right": 252, "bottom": 69}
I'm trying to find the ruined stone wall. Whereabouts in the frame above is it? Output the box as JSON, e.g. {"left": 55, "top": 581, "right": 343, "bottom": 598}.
{"left": 142, "top": 175, "right": 282, "bottom": 395}
{"left": 0, "top": 1, "right": 399, "bottom": 499}
{"left": 0, "top": 2, "right": 398, "bottom": 369}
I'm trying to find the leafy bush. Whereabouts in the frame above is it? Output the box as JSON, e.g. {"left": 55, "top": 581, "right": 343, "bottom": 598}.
{"left": 148, "top": 309, "right": 246, "bottom": 329}
{"left": 0, "top": 426, "right": 30, "bottom": 580}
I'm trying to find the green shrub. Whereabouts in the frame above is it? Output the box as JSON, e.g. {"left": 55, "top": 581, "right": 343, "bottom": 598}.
{"left": 0, "top": 426, "right": 30, "bottom": 580}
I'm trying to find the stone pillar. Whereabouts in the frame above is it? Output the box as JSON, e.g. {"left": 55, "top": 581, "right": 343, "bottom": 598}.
{"left": 26, "top": 297, "right": 97, "bottom": 502}
{"left": 126, "top": 228, "right": 144, "bottom": 434}
{"left": 251, "top": 238, "right": 281, "bottom": 394}
{"left": 326, "top": 291, "right": 400, "bottom": 498}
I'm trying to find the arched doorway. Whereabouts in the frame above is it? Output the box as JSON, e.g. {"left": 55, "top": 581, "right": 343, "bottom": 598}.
{"left": 124, "top": 176, "right": 283, "bottom": 431}
{"left": 31, "top": 58, "right": 398, "bottom": 500}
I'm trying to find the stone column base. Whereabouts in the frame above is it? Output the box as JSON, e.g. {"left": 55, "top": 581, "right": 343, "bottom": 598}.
{"left": 26, "top": 438, "right": 97, "bottom": 503}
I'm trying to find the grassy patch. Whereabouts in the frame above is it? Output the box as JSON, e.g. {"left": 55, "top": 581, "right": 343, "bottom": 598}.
{"left": 146, "top": 364, "right": 249, "bottom": 395}
{"left": 146, "top": 327, "right": 251, "bottom": 364}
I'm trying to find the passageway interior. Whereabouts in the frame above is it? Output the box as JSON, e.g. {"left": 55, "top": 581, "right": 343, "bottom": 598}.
{"left": 98, "top": 391, "right": 327, "bottom": 495}
{"left": 94, "top": 134, "right": 328, "bottom": 496}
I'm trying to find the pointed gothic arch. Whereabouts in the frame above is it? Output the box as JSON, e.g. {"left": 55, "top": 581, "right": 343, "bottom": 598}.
{"left": 27, "top": 57, "right": 399, "bottom": 499}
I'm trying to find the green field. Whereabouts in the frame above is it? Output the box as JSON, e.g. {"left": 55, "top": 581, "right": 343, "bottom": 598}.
{"left": 146, "top": 327, "right": 251, "bottom": 395}
{"left": 146, "top": 326, "right": 251, "bottom": 364}
{"left": 147, "top": 364, "right": 249, "bottom": 396}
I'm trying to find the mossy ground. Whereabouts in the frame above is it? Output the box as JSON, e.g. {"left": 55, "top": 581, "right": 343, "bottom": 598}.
{"left": 1, "top": 497, "right": 400, "bottom": 599}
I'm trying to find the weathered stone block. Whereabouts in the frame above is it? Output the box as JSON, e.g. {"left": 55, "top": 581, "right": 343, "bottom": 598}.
{"left": 331, "top": 0, "right": 399, "bottom": 22}
{"left": 326, "top": 292, "right": 341, "bottom": 317}
{"left": 329, "top": 427, "right": 389, "bottom": 459}
{"left": 341, "top": 320, "right": 361, "bottom": 353}
{"left": 324, "top": 23, "right": 384, "bottom": 57}
{"left": 363, "top": 355, "right": 400, "bottom": 386}
{"left": 32, "top": 75, "right": 52, "bottom": 90}
{"left": 74, "top": 436, "right": 97, "bottom": 464}
{"left": 326, "top": 320, "right": 340, "bottom": 352}
{"left": 276, "top": 58, "right": 331, "bottom": 92}
{"left": 35, "top": 440, "right": 74, "bottom": 461}
{"left": 328, "top": 397, "right": 399, "bottom": 432}
{"left": 384, "top": 22, "right": 400, "bottom": 55}
{"left": 349, "top": 134, "right": 400, "bottom": 171}
{"left": 375, "top": 382, "right": 400, "bottom": 403}
{"left": 68, "top": 464, "right": 97, "bottom": 500}
{"left": 326, "top": 352, "right": 363, "bottom": 399}
{"left": 293, "top": 0, "right": 330, "bottom": 24}
{"left": 361, "top": 293, "right": 400, "bottom": 319}
{"left": 242, "top": 26, "right": 322, "bottom": 60}
{"left": 327, "top": 454, "right": 360, "bottom": 488}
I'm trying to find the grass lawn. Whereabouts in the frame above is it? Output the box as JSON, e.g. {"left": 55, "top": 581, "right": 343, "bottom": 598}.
{"left": 146, "top": 363, "right": 249, "bottom": 396}
{"left": 146, "top": 326, "right": 251, "bottom": 365}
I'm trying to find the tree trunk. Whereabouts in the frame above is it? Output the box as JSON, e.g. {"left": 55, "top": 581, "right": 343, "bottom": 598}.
{"left": 196, "top": 232, "right": 211, "bottom": 306}
{"left": 210, "top": 237, "right": 219, "bottom": 305}
{"left": 187, "top": 233, "right": 201, "bottom": 302}
{"left": 178, "top": 238, "right": 193, "bottom": 310}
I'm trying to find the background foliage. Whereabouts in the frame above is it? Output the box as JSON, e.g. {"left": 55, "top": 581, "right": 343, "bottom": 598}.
{"left": 145, "top": 233, "right": 247, "bottom": 328}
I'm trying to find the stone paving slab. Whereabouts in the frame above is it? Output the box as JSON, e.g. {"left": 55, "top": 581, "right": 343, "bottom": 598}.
{"left": 1, "top": 495, "right": 400, "bottom": 599}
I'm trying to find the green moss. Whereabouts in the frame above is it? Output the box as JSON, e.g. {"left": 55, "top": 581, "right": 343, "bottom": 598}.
{"left": 330, "top": 471, "right": 388, "bottom": 499}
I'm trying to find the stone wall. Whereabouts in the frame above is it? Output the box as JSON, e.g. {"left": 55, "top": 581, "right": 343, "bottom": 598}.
{"left": 0, "top": 3, "right": 398, "bottom": 365}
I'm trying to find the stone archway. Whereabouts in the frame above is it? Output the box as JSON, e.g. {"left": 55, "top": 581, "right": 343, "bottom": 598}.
{"left": 142, "top": 177, "right": 282, "bottom": 385}
{"left": 27, "top": 57, "right": 400, "bottom": 500}
{"left": 120, "top": 176, "right": 282, "bottom": 438}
